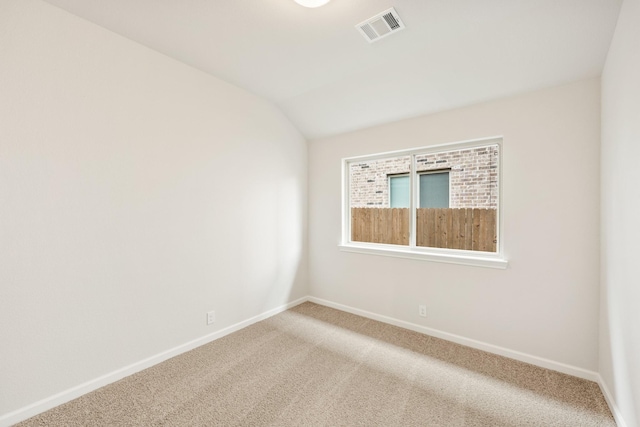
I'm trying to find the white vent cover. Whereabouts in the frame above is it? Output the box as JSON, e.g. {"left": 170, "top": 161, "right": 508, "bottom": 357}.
{"left": 356, "top": 7, "right": 405, "bottom": 43}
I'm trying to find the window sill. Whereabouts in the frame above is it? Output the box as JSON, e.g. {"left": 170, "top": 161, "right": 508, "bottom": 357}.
{"left": 338, "top": 243, "right": 508, "bottom": 269}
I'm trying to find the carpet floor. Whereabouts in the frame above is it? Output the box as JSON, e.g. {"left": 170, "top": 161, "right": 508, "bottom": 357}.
{"left": 18, "top": 302, "right": 615, "bottom": 426}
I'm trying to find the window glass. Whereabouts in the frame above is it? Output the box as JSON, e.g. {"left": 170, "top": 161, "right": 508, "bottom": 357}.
{"left": 419, "top": 172, "right": 449, "bottom": 208}
{"left": 349, "top": 156, "right": 411, "bottom": 245}
{"left": 389, "top": 175, "right": 409, "bottom": 208}
{"left": 415, "top": 145, "right": 498, "bottom": 251}
{"left": 345, "top": 141, "right": 500, "bottom": 255}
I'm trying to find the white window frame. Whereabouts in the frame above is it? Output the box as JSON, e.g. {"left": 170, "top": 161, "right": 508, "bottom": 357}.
{"left": 340, "top": 136, "right": 507, "bottom": 269}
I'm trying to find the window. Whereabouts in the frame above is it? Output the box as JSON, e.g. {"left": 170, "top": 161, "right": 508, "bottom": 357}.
{"left": 389, "top": 174, "right": 409, "bottom": 208}
{"left": 342, "top": 137, "right": 506, "bottom": 268}
{"left": 390, "top": 171, "right": 450, "bottom": 208}
{"left": 419, "top": 170, "right": 449, "bottom": 208}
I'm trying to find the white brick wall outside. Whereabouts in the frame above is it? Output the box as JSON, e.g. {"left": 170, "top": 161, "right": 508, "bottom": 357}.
{"left": 349, "top": 145, "right": 498, "bottom": 208}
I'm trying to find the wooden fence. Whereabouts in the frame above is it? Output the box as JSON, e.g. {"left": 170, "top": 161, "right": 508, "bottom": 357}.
{"left": 351, "top": 208, "right": 497, "bottom": 252}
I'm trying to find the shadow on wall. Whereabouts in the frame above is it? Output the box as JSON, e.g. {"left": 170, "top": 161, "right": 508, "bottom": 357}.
{"left": 603, "top": 284, "right": 639, "bottom": 427}
{"left": 238, "top": 176, "right": 306, "bottom": 315}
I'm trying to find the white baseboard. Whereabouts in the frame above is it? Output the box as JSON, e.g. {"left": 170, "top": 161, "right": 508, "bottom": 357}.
{"left": 4, "top": 296, "right": 628, "bottom": 427}
{"left": 307, "top": 296, "right": 600, "bottom": 382}
{"left": 308, "top": 297, "right": 636, "bottom": 426}
{"left": 0, "top": 297, "right": 309, "bottom": 427}
{"left": 596, "top": 375, "right": 629, "bottom": 427}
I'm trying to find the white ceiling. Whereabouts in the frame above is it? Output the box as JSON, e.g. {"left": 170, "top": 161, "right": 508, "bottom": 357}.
{"left": 43, "top": 0, "right": 621, "bottom": 140}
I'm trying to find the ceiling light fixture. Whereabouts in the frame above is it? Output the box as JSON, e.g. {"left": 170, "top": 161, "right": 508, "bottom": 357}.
{"left": 294, "top": 0, "right": 330, "bottom": 8}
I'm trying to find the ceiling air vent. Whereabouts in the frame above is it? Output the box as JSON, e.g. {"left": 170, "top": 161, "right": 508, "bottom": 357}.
{"left": 356, "top": 7, "right": 405, "bottom": 43}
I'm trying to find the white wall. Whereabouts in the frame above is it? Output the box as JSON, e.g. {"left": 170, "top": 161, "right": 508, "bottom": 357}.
{"left": 309, "top": 78, "right": 601, "bottom": 373}
{"left": 601, "top": 0, "right": 640, "bottom": 425}
{"left": 0, "top": 0, "right": 307, "bottom": 419}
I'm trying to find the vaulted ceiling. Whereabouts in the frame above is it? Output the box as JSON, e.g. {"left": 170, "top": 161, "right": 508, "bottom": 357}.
{"left": 43, "top": 0, "right": 621, "bottom": 139}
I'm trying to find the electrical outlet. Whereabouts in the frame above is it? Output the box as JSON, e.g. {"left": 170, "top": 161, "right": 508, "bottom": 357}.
{"left": 418, "top": 305, "right": 427, "bottom": 317}
{"left": 207, "top": 310, "right": 215, "bottom": 325}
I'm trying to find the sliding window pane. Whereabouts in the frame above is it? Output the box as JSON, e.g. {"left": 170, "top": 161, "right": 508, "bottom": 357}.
{"left": 415, "top": 145, "right": 499, "bottom": 252}
{"left": 349, "top": 156, "right": 410, "bottom": 245}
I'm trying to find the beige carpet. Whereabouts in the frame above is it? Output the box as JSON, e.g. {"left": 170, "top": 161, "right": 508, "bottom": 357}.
{"left": 18, "top": 302, "right": 615, "bottom": 426}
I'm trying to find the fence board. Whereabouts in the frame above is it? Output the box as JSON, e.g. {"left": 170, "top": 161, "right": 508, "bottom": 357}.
{"left": 464, "top": 208, "right": 473, "bottom": 250}
{"left": 446, "top": 209, "right": 454, "bottom": 249}
{"left": 471, "top": 209, "right": 481, "bottom": 251}
{"left": 353, "top": 207, "right": 496, "bottom": 252}
{"left": 451, "top": 208, "right": 463, "bottom": 250}
{"left": 480, "top": 209, "right": 490, "bottom": 252}
{"left": 432, "top": 209, "right": 440, "bottom": 248}
{"left": 424, "top": 209, "right": 436, "bottom": 248}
